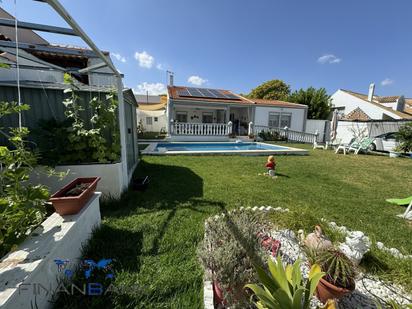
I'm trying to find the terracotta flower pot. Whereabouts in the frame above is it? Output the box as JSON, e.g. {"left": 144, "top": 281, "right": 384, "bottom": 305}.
{"left": 316, "top": 277, "right": 355, "bottom": 303}
{"left": 50, "top": 177, "right": 100, "bottom": 215}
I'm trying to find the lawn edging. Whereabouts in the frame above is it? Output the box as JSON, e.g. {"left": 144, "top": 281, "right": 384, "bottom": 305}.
{"left": 0, "top": 193, "right": 101, "bottom": 309}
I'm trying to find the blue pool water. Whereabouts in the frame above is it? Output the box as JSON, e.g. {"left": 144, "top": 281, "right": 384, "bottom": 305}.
{"left": 153, "top": 142, "right": 289, "bottom": 152}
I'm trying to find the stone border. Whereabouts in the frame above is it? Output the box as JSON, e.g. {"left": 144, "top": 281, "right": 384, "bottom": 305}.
{"left": 203, "top": 206, "right": 412, "bottom": 308}
{"left": 218, "top": 205, "right": 412, "bottom": 261}
{"left": 0, "top": 193, "right": 101, "bottom": 309}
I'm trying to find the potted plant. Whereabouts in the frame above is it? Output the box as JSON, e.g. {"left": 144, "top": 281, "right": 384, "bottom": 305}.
{"left": 198, "top": 211, "right": 271, "bottom": 308}
{"left": 306, "top": 247, "right": 356, "bottom": 303}
{"left": 50, "top": 177, "right": 101, "bottom": 215}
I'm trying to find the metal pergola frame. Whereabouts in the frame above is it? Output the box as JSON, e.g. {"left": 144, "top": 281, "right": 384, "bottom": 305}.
{"left": 7, "top": 0, "right": 130, "bottom": 188}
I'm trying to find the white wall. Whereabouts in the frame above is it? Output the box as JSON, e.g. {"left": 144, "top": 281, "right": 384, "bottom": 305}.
{"left": 254, "top": 106, "right": 306, "bottom": 131}
{"left": 331, "top": 90, "right": 401, "bottom": 120}
{"left": 30, "top": 163, "right": 125, "bottom": 198}
{"left": 137, "top": 109, "right": 167, "bottom": 132}
{"left": 336, "top": 121, "right": 369, "bottom": 143}
{"left": 305, "top": 119, "right": 331, "bottom": 142}
{"left": 0, "top": 193, "right": 101, "bottom": 309}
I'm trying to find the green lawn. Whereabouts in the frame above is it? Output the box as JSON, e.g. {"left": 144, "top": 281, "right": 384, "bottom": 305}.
{"left": 55, "top": 144, "right": 412, "bottom": 308}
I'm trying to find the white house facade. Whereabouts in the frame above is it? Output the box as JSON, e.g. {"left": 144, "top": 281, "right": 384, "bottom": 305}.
{"left": 167, "top": 86, "right": 308, "bottom": 141}
{"left": 136, "top": 95, "right": 168, "bottom": 133}
{"left": 331, "top": 85, "right": 412, "bottom": 121}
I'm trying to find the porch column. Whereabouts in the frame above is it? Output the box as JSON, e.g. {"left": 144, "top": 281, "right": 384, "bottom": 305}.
{"left": 225, "top": 106, "right": 230, "bottom": 123}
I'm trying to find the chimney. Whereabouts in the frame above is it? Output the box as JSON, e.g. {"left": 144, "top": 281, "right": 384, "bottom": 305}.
{"left": 367, "top": 83, "right": 375, "bottom": 101}
{"left": 396, "top": 96, "right": 405, "bottom": 112}
{"left": 167, "top": 70, "right": 174, "bottom": 86}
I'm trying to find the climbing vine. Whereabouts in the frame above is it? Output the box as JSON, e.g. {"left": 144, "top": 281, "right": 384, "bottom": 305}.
{"left": 36, "top": 74, "right": 121, "bottom": 165}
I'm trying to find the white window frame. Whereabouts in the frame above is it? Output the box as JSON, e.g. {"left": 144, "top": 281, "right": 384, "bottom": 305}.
{"left": 146, "top": 117, "right": 153, "bottom": 125}
{"left": 202, "top": 112, "right": 214, "bottom": 123}
{"left": 268, "top": 112, "right": 280, "bottom": 128}
{"left": 268, "top": 111, "right": 292, "bottom": 128}
{"left": 176, "top": 111, "right": 188, "bottom": 123}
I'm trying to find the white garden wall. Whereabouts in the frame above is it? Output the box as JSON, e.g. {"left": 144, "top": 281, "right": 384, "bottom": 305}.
{"left": 30, "top": 162, "right": 125, "bottom": 198}
{"left": 305, "top": 119, "right": 330, "bottom": 142}
{"left": 0, "top": 193, "right": 101, "bottom": 309}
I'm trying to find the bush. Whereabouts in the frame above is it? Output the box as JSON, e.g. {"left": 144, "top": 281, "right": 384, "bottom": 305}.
{"left": 0, "top": 103, "right": 50, "bottom": 257}
{"left": 198, "top": 211, "right": 269, "bottom": 308}
{"left": 396, "top": 122, "right": 412, "bottom": 153}
{"left": 258, "top": 130, "right": 286, "bottom": 141}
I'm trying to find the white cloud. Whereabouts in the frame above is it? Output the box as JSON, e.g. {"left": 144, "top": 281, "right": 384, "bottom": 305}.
{"left": 188, "top": 75, "right": 207, "bottom": 86}
{"left": 134, "top": 82, "right": 166, "bottom": 95}
{"left": 317, "top": 54, "right": 342, "bottom": 64}
{"left": 111, "top": 52, "right": 126, "bottom": 63}
{"left": 156, "top": 63, "right": 164, "bottom": 70}
{"left": 381, "top": 78, "right": 394, "bottom": 86}
{"left": 134, "top": 51, "right": 154, "bottom": 68}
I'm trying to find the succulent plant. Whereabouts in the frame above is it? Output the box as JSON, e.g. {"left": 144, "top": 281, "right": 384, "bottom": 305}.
{"left": 306, "top": 247, "right": 356, "bottom": 289}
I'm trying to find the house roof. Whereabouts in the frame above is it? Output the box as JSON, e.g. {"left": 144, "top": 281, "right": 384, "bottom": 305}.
{"left": 250, "top": 98, "right": 307, "bottom": 109}
{"left": 342, "top": 107, "right": 371, "bottom": 121}
{"left": 340, "top": 89, "right": 412, "bottom": 119}
{"left": 168, "top": 86, "right": 252, "bottom": 104}
{"left": 168, "top": 86, "right": 306, "bottom": 108}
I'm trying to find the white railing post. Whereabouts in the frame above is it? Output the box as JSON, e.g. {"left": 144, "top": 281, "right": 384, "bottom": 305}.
{"left": 248, "top": 122, "right": 253, "bottom": 136}
{"left": 284, "top": 126, "right": 289, "bottom": 142}
{"left": 227, "top": 121, "right": 233, "bottom": 135}
{"left": 170, "top": 119, "right": 174, "bottom": 134}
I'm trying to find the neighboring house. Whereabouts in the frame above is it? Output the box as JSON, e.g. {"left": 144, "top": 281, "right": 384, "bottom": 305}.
{"left": 331, "top": 84, "right": 412, "bottom": 121}
{"left": 0, "top": 8, "right": 138, "bottom": 196}
{"left": 167, "top": 85, "right": 307, "bottom": 140}
{"left": 135, "top": 94, "right": 167, "bottom": 133}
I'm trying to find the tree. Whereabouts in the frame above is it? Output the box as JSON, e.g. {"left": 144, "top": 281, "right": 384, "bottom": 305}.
{"left": 247, "top": 79, "right": 291, "bottom": 101}
{"left": 288, "top": 87, "right": 331, "bottom": 119}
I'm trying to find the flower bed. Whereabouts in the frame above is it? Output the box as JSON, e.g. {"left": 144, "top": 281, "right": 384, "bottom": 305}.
{"left": 200, "top": 207, "right": 412, "bottom": 308}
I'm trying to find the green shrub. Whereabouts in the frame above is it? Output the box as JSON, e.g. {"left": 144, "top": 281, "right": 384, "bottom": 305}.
{"left": 0, "top": 103, "right": 50, "bottom": 257}
{"left": 396, "top": 122, "right": 412, "bottom": 153}
{"left": 258, "top": 130, "right": 286, "bottom": 141}
{"left": 198, "top": 211, "right": 268, "bottom": 308}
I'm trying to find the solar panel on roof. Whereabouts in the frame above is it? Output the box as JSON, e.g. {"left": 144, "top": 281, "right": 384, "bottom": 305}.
{"left": 177, "top": 87, "right": 241, "bottom": 100}
{"left": 187, "top": 88, "right": 204, "bottom": 97}
{"left": 178, "top": 89, "right": 191, "bottom": 97}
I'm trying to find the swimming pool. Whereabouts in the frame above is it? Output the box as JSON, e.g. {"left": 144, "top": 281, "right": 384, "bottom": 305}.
{"left": 143, "top": 142, "right": 308, "bottom": 155}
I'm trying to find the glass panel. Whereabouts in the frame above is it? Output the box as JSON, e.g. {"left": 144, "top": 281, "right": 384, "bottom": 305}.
{"left": 146, "top": 117, "right": 152, "bottom": 125}
{"left": 268, "top": 112, "right": 280, "bottom": 128}
{"left": 202, "top": 112, "right": 213, "bottom": 123}
{"left": 280, "top": 114, "right": 291, "bottom": 128}
{"left": 176, "top": 112, "right": 187, "bottom": 123}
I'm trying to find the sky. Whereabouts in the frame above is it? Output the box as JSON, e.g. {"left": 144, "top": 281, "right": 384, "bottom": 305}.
{"left": 1, "top": 0, "right": 412, "bottom": 97}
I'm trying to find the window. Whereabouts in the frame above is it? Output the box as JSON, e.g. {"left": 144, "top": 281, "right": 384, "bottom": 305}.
{"left": 154, "top": 117, "right": 158, "bottom": 122}
{"left": 268, "top": 112, "right": 280, "bottom": 128}
{"left": 146, "top": 117, "right": 153, "bottom": 125}
{"left": 280, "top": 113, "right": 292, "bottom": 128}
{"left": 268, "top": 112, "right": 292, "bottom": 128}
{"left": 176, "top": 112, "right": 188, "bottom": 123}
{"left": 202, "top": 112, "right": 213, "bottom": 123}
